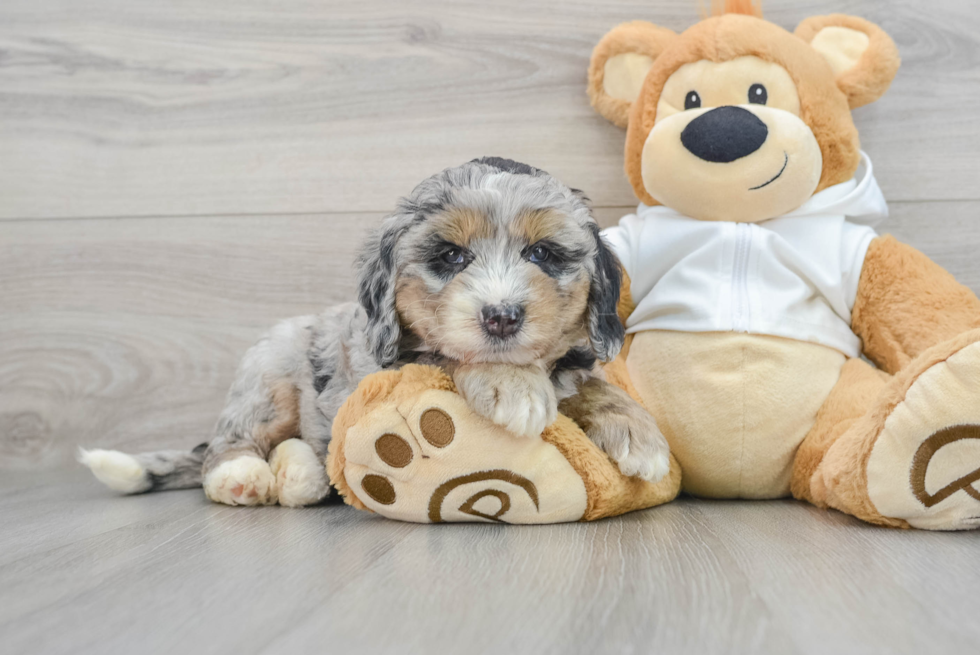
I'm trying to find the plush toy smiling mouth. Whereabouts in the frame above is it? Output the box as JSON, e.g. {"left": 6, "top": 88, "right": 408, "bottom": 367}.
{"left": 749, "top": 152, "right": 788, "bottom": 190}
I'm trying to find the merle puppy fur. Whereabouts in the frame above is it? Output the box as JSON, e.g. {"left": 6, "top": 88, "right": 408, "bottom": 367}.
{"left": 81, "top": 158, "right": 670, "bottom": 507}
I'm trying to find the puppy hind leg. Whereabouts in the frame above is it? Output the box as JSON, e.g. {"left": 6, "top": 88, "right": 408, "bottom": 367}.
{"left": 268, "top": 386, "right": 341, "bottom": 508}
{"left": 203, "top": 321, "right": 311, "bottom": 506}
{"left": 203, "top": 379, "right": 303, "bottom": 506}
{"left": 270, "top": 439, "right": 330, "bottom": 507}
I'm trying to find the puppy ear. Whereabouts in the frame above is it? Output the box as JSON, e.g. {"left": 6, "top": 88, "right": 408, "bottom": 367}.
{"left": 588, "top": 21, "right": 676, "bottom": 128}
{"left": 587, "top": 225, "right": 626, "bottom": 362}
{"left": 357, "top": 215, "right": 411, "bottom": 368}
{"left": 795, "top": 14, "right": 900, "bottom": 109}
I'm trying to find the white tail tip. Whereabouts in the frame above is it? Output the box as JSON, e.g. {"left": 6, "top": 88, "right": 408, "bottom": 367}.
{"left": 78, "top": 448, "right": 150, "bottom": 494}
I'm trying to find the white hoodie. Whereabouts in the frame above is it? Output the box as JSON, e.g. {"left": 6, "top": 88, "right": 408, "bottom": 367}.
{"left": 601, "top": 153, "right": 889, "bottom": 358}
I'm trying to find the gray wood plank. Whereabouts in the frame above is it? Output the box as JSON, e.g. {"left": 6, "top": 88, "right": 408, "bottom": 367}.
{"left": 0, "top": 470, "right": 977, "bottom": 655}
{"left": 1, "top": 0, "right": 978, "bottom": 220}
{"left": 0, "top": 213, "right": 379, "bottom": 468}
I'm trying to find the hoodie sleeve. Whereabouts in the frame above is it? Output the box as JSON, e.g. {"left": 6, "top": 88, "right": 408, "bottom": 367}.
{"left": 841, "top": 221, "right": 878, "bottom": 311}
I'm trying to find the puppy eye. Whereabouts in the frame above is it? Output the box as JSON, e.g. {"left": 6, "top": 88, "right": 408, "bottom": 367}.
{"left": 749, "top": 84, "right": 767, "bottom": 105}
{"left": 440, "top": 247, "right": 466, "bottom": 265}
{"left": 528, "top": 244, "right": 550, "bottom": 263}
{"left": 684, "top": 91, "right": 701, "bottom": 110}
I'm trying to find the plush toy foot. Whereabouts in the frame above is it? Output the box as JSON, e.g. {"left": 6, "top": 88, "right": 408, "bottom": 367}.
{"left": 328, "top": 365, "right": 681, "bottom": 524}
{"left": 816, "top": 330, "right": 980, "bottom": 530}
{"left": 339, "top": 390, "right": 589, "bottom": 523}
{"left": 865, "top": 332, "right": 980, "bottom": 530}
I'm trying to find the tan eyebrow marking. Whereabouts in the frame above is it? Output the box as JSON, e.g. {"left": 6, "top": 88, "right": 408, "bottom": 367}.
{"left": 428, "top": 207, "right": 493, "bottom": 246}
{"left": 509, "top": 208, "right": 567, "bottom": 244}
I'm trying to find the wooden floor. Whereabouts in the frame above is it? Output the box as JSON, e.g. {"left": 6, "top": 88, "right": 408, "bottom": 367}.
{"left": 2, "top": 469, "right": 979, "bottom": 655}
{"left": 2, "top": 0, "right": 979, "bottom": 653}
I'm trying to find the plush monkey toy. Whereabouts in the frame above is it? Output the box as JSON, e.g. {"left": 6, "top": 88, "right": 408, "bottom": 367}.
{"left": 330, "top": 2, "right": 980, "bottom": 529}
{"left": 591, "top": 1, "right": 980, "bottom": 530}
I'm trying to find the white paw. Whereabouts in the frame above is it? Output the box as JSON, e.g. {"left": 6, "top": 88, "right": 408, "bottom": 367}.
{"left": 78, "top": 448, "right": 151, "bottom": 494}
{"left": 269, "top": 439, "right": 330, "bottom": 507}
{"left": 454, "top": 365, "right": 557, "bottom": 438}
{"left": 203, "top": 456, "right": 278, "bottom": 506}
{"left": 587, "top": 414, "right": 671, "bottom": 483}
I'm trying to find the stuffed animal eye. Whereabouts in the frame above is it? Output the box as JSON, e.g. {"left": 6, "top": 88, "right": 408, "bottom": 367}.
{"left": 441, "top": 247, "right": 466, "bottom": 265}
{"left": 749, "top": 84, "right": 768, "bottom": 105}
{"left": 684, "top": 91, "right": 701, "bottom": 110}
{"left": 528, "top": 244, "right": 551, "bottom": 263}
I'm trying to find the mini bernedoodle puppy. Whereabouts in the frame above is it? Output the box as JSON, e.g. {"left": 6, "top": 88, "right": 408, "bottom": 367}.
{"left": 82, "top": 158, "right": 670, "bottom": 507}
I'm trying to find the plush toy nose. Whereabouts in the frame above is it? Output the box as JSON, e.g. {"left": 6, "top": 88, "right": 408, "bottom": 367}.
{"left": 480, "top": 304, "right": 525, "bottom": 338}
{"left": 680, "top": 106, "right": 769, "bottom": 163}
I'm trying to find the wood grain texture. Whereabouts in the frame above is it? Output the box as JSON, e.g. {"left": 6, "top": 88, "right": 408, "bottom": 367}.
{"left": 0, "top": 213, "right": 379, "bottom": 468}
{"left": 0, "top": 0, "right": 978, "bottom": 220}
{"left": 0, "top": 470, "right": 977, "bottom": 655}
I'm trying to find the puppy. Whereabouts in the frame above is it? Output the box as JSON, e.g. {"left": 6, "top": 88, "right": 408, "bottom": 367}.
{"left": 81, "top": 157, "right": 670, "bottom": 507}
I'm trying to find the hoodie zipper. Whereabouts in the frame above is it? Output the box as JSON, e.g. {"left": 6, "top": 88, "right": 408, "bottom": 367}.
{"left": 731, "top": 223, "right": 751, "bottom": 332}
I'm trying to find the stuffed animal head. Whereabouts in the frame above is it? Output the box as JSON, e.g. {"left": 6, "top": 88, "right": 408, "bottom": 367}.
{"left": 587, "top": 1, "right": 900, "bottom": 222}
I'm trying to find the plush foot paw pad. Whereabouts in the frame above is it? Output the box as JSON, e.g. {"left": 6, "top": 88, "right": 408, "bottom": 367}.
{"left": 868, "top": 333, "right": 980, "bottom": 530}
{"left": 340, "top": 394, "right": 586, "bottom": 523}
{"left": 328, "top": 364, "right": 681, "bottom": 524}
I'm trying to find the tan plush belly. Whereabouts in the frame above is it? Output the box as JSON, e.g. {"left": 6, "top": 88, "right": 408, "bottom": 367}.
{"left": 627, "top": 331, "right": 845, "bottom": 499}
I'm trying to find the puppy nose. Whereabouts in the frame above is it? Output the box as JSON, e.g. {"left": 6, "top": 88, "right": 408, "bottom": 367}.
{"left": 680, "top": 106, "right": 768, "bottom": 163}
{"left": 480, "top": 304, "right": 524, "bottom": 338}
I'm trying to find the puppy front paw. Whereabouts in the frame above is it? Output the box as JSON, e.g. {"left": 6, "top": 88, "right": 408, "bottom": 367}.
{"left": 587, "top": 411, "right": 670, "bottom": 483}
{"left": 453, "top": 364, "right": 558, "bottom": 438}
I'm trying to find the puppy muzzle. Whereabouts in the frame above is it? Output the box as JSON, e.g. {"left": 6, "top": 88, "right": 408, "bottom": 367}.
{"left": 480, "top": 304, "right": 525, "bottom": 339}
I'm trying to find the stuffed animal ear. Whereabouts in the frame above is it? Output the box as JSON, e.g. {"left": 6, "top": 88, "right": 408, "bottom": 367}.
{"left": 795, "top": 14, "right": 900, "bottom": 109}
{"left": 588, "top": 21, "right": 677, "bottom": 128}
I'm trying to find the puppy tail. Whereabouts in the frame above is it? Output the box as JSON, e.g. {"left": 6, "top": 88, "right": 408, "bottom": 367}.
{"left": 79, "top": 442, "right": 208, "bottom": 494}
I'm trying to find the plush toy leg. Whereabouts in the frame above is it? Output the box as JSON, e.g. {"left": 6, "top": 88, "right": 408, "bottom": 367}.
{"left": 327, "top": 364, "right": 681, "bottom": 524}
{"left": 790, "top": 358, "right": 891, "bottom": 522}
{"left": 796, "top": 330, "right": 980, "bottom": 530}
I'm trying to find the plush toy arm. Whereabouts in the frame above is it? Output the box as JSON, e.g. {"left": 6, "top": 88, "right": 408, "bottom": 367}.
{"left": 851, "top": 235, "right": 980, "bottom": 374}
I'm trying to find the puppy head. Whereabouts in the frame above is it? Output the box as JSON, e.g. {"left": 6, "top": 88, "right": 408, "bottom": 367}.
{"left": 357, "top": 157, "right": 623, "bottom": 368}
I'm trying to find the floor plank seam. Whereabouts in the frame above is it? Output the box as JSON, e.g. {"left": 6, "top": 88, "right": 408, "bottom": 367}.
{"left": 1, "top": 199, "right": 977, "bottom": 224}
